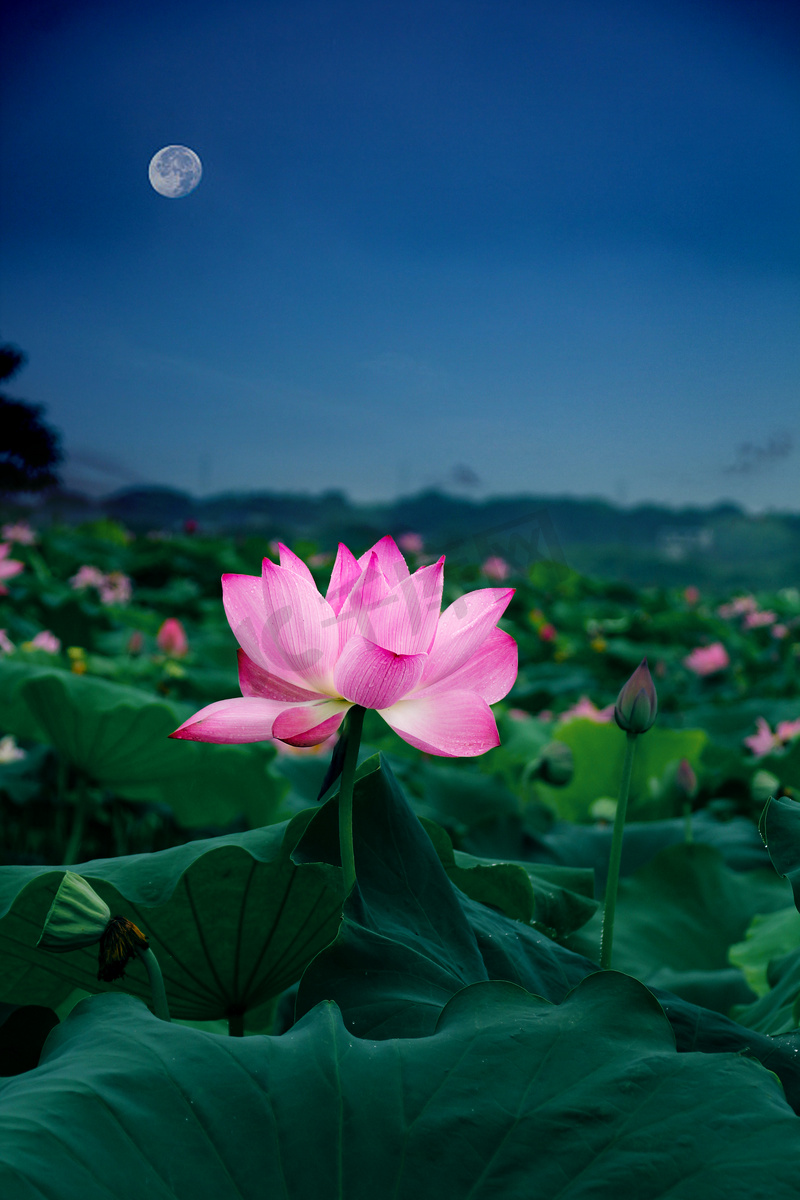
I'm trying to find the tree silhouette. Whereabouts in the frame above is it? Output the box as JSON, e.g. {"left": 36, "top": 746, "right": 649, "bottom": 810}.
{"left": 0, "top": 344, "right": 63, "bottom": 494}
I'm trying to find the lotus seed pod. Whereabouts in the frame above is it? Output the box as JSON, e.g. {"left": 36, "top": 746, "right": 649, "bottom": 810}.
{"left": 37, "top": 872, "right": 111, "bottom": 952}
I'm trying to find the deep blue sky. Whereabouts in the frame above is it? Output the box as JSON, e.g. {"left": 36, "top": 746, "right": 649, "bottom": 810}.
{"left": 2, "top": 0, "right": 798, "bottom": 509}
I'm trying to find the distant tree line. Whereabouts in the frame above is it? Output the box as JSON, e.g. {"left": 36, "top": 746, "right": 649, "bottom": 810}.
{"left": 0, "top": 343, "right": 62, "bottom": 495}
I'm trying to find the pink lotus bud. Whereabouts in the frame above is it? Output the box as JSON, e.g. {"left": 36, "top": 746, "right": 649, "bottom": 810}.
{"left": 127, "top": 631, "right": 144, "bottom": 655}
{"left": 482, "top": 556, "right": 511, "bottom": 581}
{"left": 538, "top": 623, "right": 557, "bottom": 642}
{"left": 676, "top": 758, "right": 697, "bottom": 797}
{"left": 398, "top": 532, "right": 424, "bottom": 554}
{"left": 614, "top": 658, "right": 658, "bottom": 735}
{"left": 683, "top": 586, "right": 700, "bottom": 605}
{"left": 157, "top": 618, "right": 188, "bottom": 658}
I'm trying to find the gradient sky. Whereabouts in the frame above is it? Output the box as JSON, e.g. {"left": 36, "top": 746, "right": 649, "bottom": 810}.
{"left": 2, "top": 0, "right": 798, "bottom": 509}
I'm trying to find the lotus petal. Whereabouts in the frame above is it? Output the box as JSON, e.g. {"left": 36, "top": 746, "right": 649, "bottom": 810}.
{"left": 416, "top": 627, "right": 518, "bottom": 705}
{"left": 170, "top": 697, "right": 287, "bottom": 743}
{"left": 222, "top": 573, "right": 310, "bottom": 688}
{"left": 325, "top": 543, "right": 362, "bottom": 615}
{"left": 379, "top": 690, "right": 500, "bottom": 757}
{"left": 271, "top": 700, "right": 349, "bottom": 747}
{"left": 370, "top": 559, "right": 444, "bottom": 655}
{"left": 421, "top": 587, "right": 514, "bottom": 689}
{"left": 277, "top": 543, "right": 316, "bottom": 587}
{"left": 261, "top": 560, "right": 338, "bottom": 690}
{"left": 238, "top": 649, "right": 327, "bottom": 702}
{"left": 333, "top": 636, "right": 427, "bottom": 710}
{"left": 357, "top": 534, "right": 409, "bottom": 586}
{"left": 335, "top": 552, "right": 391, "bottom": 651}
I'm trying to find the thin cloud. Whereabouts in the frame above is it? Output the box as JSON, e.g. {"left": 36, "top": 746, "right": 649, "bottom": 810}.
{"left": 724, "top": 431, "right": 793, "bottom": 475}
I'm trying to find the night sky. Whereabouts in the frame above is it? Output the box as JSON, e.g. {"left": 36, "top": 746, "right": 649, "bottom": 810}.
{"left": 2, "top": 0, "right": 798, "bottom": 509}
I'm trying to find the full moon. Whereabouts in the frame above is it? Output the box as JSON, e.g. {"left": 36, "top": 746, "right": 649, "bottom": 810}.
{"left": 148, "top": 145, "right": 202, "bottom": 198}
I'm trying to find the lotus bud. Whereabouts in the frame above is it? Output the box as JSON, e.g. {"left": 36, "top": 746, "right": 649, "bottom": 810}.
{"left": 37, "top": 871, "right": 112, "bottom": 952}
{"left": 676, "top": 758, "right": 697, "bottom": 798}
{"left": 537, "top": 741, "right": 574, "bottom": 786}
{"left": 614, "top": 658, "right": 658, "bottom": 735}
{"left": 157, "top": 618, "right": 188, "bottom": 658}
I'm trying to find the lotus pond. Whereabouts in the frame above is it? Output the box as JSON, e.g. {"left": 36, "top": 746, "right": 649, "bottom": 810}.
{"left": 1, "top": 518, "right": 800, "bottom": 1197}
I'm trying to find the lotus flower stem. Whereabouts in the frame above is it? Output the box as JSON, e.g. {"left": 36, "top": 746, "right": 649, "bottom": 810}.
{"left": 600, "top": 731, "right": 638, "bottom": 970}
{"left": 683, "top": 802, "right": 693, "bottom": 844}
{"left": 135, "top": 946, "right": 170, "bottom": 1022}
{"left": 64, "top": 774, "right": 90, "bottom": 866}
{"left": 338, "top": 705, "right": 366, "bottom": 894}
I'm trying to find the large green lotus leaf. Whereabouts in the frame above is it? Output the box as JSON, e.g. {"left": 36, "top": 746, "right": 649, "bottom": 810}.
{"left": 567, "top": 843, "right": 789, "bottom": 1012}
{"left": 3, "top": 975, "right": 800, "bottom": 1199}
{"left": 729, "top": 905, "right": 800, "bottom": 996}
{"left": 535, "top": 720, "right": 707, "bottom": 822}
{"left": 294, "top": 755, "right": 600, "bottom": 1038}
{"left": 0, "top": 812, "right": 343, "bottom": 1023}
{"left": 532, "top": 809, "right": 770, "bottom": 895}
{"left": 762, "top": 794, "right": 800, "bottom": 907}
{"left": 731, "top": 948, "right": 800, "bottom": 1035}
{"left": 421, "top": 816, "right": 597, "bottom": 935}
{"left": 0, "top": 659, "right": 55, "bottom": 741}
{"left": 412, "top": 761, "right": 520, "bottom": 836}
{"left": 18, "top": 670, "right": 285, "bottom": 826}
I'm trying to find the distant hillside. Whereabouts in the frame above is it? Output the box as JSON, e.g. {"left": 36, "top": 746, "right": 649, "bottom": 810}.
{"left": 18, "top": 485, "right": 800, "bottom": 590}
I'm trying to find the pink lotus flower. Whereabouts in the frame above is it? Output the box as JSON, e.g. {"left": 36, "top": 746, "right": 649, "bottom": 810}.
{"left": 717, "top": 595, "right": 757, "bottom": 619}
{"left": 507, "top": 707, "right": 532, "bottom": 721}
{"left": 538, "top": 623, "right": 557, "bottom": 642}
{"left": 1, "top": 522, "right": 37, "bottom": 545}
{"left": 171, "top": 535, "right": 517, "bottom": 756}
{"left": 743, "top": 610, "right": 777, "bottom": 629}
{"left": 98, "top": 571, "right": 132, "bottom": 606}
{"left": 157, "top": 618, "right": 189, "bottom": 658}
{"left": 482, "top": 556, "right": 511, "bottom": 582}
{"left": 777, "top": 718, "right": 800, "bottom": 744}
{"left": 398, "top": 532, "right": 424, "bottom": 554}
{"left": 683, "top": 586, "right": 700, "bottom": 605}
{"left": 70, "top": 565, "right": 107, "bottom": 591}
{"left": 773, "top": 624, "right": 789, "bottom": 640}
{"left": 684, "top": 642, "right": 729, "bottom": 676}
{"left": 0, "top": 544, "right": 24, "bottom": 594}
{"left": 744, "top": 718, "right": 781, "bottom": 757}
{"left": 30, "top": 630, "right": 61, "bottom": 654}
{"left": 559, "top": 696, "right": 615, "bottom": 724}
{"left": 0, "top": 630, "right": 15, "bottom": 655}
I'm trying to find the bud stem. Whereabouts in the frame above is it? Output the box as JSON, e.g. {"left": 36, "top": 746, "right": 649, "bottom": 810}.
{"left": 600, "top": 732, "right": 638, "bottom": 970}
{"left": 135, "top": 946, "right": 170, "bottom": 1022}
{"left": 338, "top": 705, "right": 366, "bottom": 895}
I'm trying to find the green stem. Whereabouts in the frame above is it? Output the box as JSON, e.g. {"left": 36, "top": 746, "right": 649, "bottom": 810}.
{"left": 136, "top": 946, "right": 170, "bottom": 1021}
{"left": 683, "top": 801, "right": 693, "bottom": 844}
{"left": 63, "top": 774, "right": 89, "bottom": 866}
{"left": 338, "top": 705, "right": 365, "bottom": 895}
{"left": 600, "top": 732, "right": 638, "bottom": 970}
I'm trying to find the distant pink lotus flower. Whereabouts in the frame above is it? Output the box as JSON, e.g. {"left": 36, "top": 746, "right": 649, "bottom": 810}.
{"left": 777, "top": 718, "right": 800, "bottom": 744}
{"left": 0, "top": 629, "right": 15, "bottom": 655}
{"left": 559, "top": 696, "right": 615, "bottom": 724}
{"left": 99, "top": 571, "right": 132, "bottom": 606}
{"left": 157, "top": 618, "right": 189, "bottom": 658}
{"left": 684, "top": 642, "right": 729, "bottom": 676}
{"left": 683, "top": 586, "right": 700, "bottom": 605}
{"left": 539, "top": 623, "right": 557, "bottom": 642}
{"left": 744, "top": 718, "right": 781, "bottom": 757}
{"left": 743, "top": 610, "right": 777, "bottom": 629}
{"left": 30, "top": 630, "right": 61, "bottom": 654}
{"left": 482, "top": 556, "right": 511, "bottom": 582}
{"left": 1, "top": 522, "right": 37, "bottom": 545}
{"left": 398, "top": 532, "right": 424, "bottom": 554}
{"left": 70, "top": 565, "right": 107, "bottom": 591}
{"left": 171, "top": 535, "right": 517, "bottom": 756}
{"left": 0, "top": 544, "right": 24, "bottom": 594}
{"left": 773, "top": 624, "right": 789, "bottom": 640}
{"left": 307, "top": 552, "right": 333, "bottom": 568}
{"left": 507, "top": 707, "right": 531, "bottom": 721}
{"left": 717, "top": 595, "right": 757, "bottom": 619}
